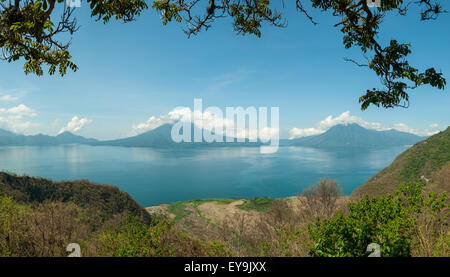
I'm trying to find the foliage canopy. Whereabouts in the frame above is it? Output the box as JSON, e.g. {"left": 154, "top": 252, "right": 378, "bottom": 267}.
{"left": 309, "top": 182, "right": 449, "bottom": 257}
{"left": 0, "top": 0, "right": 447, "bottom": 109}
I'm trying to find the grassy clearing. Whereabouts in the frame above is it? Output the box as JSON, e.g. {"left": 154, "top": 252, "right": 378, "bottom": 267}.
{"left": 167, "top": 199, "right": 237, "bottom": 222}
{"left": 189, "top": 198, "right": 237, "bottom": 207}
{"left": 236, "top": 197, "right": 279, "bottom": 211}
{"left": 167, "top": 202, "right": 192, "bottom": 222}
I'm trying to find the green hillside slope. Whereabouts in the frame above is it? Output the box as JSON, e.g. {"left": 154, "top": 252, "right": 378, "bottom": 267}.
{"left": 351, "top": 127, "right": 450, "bottom": 199}
{"left": 0, "top": 172, "right": 151, "bottom": 225}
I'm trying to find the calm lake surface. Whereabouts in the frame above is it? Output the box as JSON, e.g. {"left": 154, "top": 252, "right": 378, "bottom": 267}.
{"left": 0, "top": 145, "right": 408, "bottom": 206}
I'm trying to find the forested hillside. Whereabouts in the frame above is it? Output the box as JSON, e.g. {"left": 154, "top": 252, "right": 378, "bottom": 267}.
{"left": 352, "top": 127, "right": 450, "bottom": 199}
{"left": 0, "top": 172, "right": 151, "bottom": 224}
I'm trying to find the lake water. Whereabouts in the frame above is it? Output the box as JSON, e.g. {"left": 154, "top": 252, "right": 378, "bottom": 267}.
{"left": 0, "top": 145, "right": 408, "bottom": 206}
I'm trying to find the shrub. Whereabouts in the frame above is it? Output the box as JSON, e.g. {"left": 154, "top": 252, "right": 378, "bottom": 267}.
{"left": 0, "top": 194, "right": 33, "bottom": 256}
{"left": 0, "top": 194, "right": 94, "bottom": 256}
{"left": 300, "top": 178, "right": 343, "bottom": 218}
{"left": 0, "top": 172, "right": 151, "bottom": 225}
{"left": 87, "top": 216, "right": 229, "bottom": 257}
{"left": 308, "top": 182, "right": 449, "bottom": 257}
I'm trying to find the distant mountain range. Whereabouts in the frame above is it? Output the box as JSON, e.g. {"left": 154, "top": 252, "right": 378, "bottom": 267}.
{"left": 94, "top": 124, "right": 178, "bottom": 148}
{"left": 285, "top": 123, "right": 424, "bottom": 148}
{"left": 0, "top": 123, "right": 425, "bottom": 148}
{"left": 0, "top": 130, "right": 98, "bottom": 146}
{"left": 94, "top": 124, "right": 261, "bottom": 148}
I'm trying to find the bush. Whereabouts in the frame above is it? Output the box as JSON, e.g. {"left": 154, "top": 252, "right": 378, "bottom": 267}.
{"left": 300, "top": 178, "right": 343, "bottom": 218}
{"left": 0, "top": 194, "right": 94, "bottom": 256}
{"left": 0, "top": 172, "right": 152, "bottom": 225}
{"left": 0, "top": 194, "right": 33, "bottom": 256}
{"left": 308, "top": 182, "right": 449, "bottom": 257}
{"left": 87, "top": 216, "right": 229, "bottom": 257}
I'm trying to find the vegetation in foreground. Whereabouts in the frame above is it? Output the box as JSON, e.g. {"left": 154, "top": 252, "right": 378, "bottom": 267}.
{"left": 1, "top": 174, "right": 448, "bottom": 257}
{"left": 0, "top": 172, "right": 151, "bottom": 225}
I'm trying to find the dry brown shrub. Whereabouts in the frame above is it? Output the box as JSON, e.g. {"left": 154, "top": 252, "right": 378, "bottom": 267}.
{"left": 299, "top": 178, "right": 344, "bottom": 219}
{"left": 25, "top": 202, "right": 92, "bottom": 256}
{"left": 411, "top": 204, "right": 450, "bottom": 257}
{"left": 216, "top": 200, "right": 312, "bottom": 257}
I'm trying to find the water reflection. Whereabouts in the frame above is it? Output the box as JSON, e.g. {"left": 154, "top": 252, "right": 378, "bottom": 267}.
{"left": 0, "top": 144, "right": 407, "bottom": 206}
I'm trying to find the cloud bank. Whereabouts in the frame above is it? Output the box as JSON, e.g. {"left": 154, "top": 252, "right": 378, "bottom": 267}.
{"left": 58, "top": 116, "right": 93, "bottom": 134}
{"left": 0, "top": 104, "right": 38, "bottom": 133}
{"left": 132, "top": 107, "right": 278, "bottom": 140}
{"left": 131, "top": 107, "right": 190, "bottom": 135}
{"left": 289, "top": 111, "right": 441, "bottom": 139}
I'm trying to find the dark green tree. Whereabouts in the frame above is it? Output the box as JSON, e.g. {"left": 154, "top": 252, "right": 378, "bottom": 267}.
{"left": 0, "top": 0, "right": 148, "bottom": 75}
{"left": 0, "top": 0, "right": 447, "bottom": 109}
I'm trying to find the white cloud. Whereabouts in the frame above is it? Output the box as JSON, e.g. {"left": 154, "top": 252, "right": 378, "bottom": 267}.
{"left": 0, "top": 104, "right": 37, "bottom": 117}
{"left": 391, "top": 123, "right": 441, "bottom": 137}
{"left": 58, "top": 116, "right": 93, "bottom": 134}
{"left": 289, "top": 127, "right": 326, "bottom": 139}
{"left": 132, "top": 107, "right": 234, "bottom": 135}
{"left": 0, "top": 95, "right": 18, "bottom": 101}
{"left": 0, "top": 104, "right": 37, "bottom": 133}
{"left": 131, "top": 107, "right": 191, "bottom": 135}
{"left": 132, "top": 116, "right": 171, "bottom": 134}
{"left": 132, "top": 107, "right": 278, "bottom": 140}
{"left": 289, "top": 111, "right": 442, "bottom": 139}
{"left": 316, "top": 111, "right": 389, "bottom": 131}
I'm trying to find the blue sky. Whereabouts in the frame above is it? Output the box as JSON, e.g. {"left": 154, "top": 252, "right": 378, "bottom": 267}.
{"left": 0, "top": 2, "right": 449, "bottom": 140}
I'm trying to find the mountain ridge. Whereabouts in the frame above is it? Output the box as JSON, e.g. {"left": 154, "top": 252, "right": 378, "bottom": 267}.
{"left": 351, "top": 126, "right": 450, "bottom": 199}
{"left": 93, "top": 123, "right": 262, "bottom": 148}
{"left": 0, "top": 123, "right": 426, "bottom": 148}
{"left": 0, "top": 129, "right": 98, "bottom": 146}
{"left": 287, "top": 123, "right": 424, "bottom": 148}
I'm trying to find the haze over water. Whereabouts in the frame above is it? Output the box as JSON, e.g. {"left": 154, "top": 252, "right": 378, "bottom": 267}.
{"left": 0, "top": 145, "right": 408, "bottom": 206}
